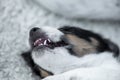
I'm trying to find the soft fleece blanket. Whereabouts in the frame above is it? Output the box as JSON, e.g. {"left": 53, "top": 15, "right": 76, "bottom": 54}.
{"left": 0, "top": 0, "right": 120, "bottom": 80}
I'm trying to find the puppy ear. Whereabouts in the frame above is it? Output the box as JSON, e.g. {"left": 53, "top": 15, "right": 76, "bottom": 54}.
{"left": 104, "top": 39, "right": 119, "bottom": 57}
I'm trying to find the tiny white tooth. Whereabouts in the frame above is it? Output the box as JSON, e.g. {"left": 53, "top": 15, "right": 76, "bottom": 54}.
{"left": 41, "top": 43, "right": 43, "bottom": 45}
{"left": 48, "top": 39, "right": 51, "bottom": 42}
{"left": 34, "top": 40, "right": 38, "bottom": 45}
{"left": 44, "top": 40, "right": 47, "bottom": 45}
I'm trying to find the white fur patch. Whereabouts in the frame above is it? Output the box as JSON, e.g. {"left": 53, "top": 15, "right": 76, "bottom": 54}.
{"left": 32, "top": 47, "right": 120, "bottom": 75}
{"left": 40, "top": 26, "right": 64, "bottom": 42}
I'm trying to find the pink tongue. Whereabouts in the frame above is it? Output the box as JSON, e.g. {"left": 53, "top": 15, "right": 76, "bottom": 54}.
{"left": 34, "top": 38, "right": 44, "bottom": 46}
{"left": 34, "top": 38, "right": 51, "bottom": 46}
{"left": 35, "top": 41, "right": 42, "bottom": 46}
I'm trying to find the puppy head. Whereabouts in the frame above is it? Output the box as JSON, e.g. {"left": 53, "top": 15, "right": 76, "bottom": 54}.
{"left": 29, "top": 26, "right": 69, "bottom": 50}
{"left": 29, "top": 26, "right": 119, "bottom": 57}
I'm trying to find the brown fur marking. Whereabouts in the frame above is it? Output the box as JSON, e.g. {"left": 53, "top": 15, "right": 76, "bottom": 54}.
{"left": 65, "top": 34, "right": 99, "bottom": 56}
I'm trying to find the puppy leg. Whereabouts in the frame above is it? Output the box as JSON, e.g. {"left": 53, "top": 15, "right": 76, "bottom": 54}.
{"left": 42, "top": 67, "right": 120, "bottom": 80}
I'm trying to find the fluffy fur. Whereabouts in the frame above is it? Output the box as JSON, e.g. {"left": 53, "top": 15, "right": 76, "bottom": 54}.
{"left": 22, "top": 26, "right": 120, "bottom": 80}
{"left": 41, "top": 52, "right": 120, "bottom": 80}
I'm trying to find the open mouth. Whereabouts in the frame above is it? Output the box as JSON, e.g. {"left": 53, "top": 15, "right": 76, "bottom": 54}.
{"left": 34, "top": 37, "right": 51, "bottom": 46}
{"left": 33, "top": 37, "right": 68, "bottom": 48}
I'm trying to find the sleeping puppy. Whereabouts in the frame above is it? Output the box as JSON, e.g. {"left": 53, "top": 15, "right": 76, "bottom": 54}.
{"left": 22, "top": 26, "right": 120, "bottom": 80}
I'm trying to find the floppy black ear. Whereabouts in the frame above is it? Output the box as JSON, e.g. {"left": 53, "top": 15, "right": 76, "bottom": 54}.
{"left": 21, "top": 51, "right": 41, "bottom": 77}
{"left": 59, "top": 26, "right": 119, "bottom": 57}
{"left": 104, "top": 39, "right": 119, "bottom": 57}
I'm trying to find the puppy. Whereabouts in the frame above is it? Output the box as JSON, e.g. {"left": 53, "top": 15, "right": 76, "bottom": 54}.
{"left": 22, "top": 26, "right": 120, "bottom": 80}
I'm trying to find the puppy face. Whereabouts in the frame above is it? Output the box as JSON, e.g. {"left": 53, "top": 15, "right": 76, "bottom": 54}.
{"left": 29, "top": 26, "right": 69, "bottom": 50}
{"left": 29, "top": 26, "right": 119, "bottom": 56}
{"left": 29, "top": 26, "right": 119, "bottom": 57}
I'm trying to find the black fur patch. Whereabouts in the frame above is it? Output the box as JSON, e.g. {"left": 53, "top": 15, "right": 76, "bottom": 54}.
{"left": 21, "top": 51, "right": 53, "bottom": 78}
{"left": 21, "top": 51, "right": 41, "bottom": 76}
{"left": 59, "top": 26, "right": 119, "bottom": 57}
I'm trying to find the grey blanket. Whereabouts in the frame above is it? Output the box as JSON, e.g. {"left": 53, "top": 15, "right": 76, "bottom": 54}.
{"left": 0, "top": 0, "right": 120, "bottom": 80}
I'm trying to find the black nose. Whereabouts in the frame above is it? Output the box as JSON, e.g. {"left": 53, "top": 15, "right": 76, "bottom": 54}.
{"left": 30, "top": 27, "right": 40, "bottom": 36}
{"left": 31, "top": 27, "right": 39, "bottom": 32}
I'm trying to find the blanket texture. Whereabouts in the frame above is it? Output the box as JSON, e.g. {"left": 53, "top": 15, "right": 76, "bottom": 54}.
{"left": 0, "top": 0, "right": 120, "bottom": 80}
